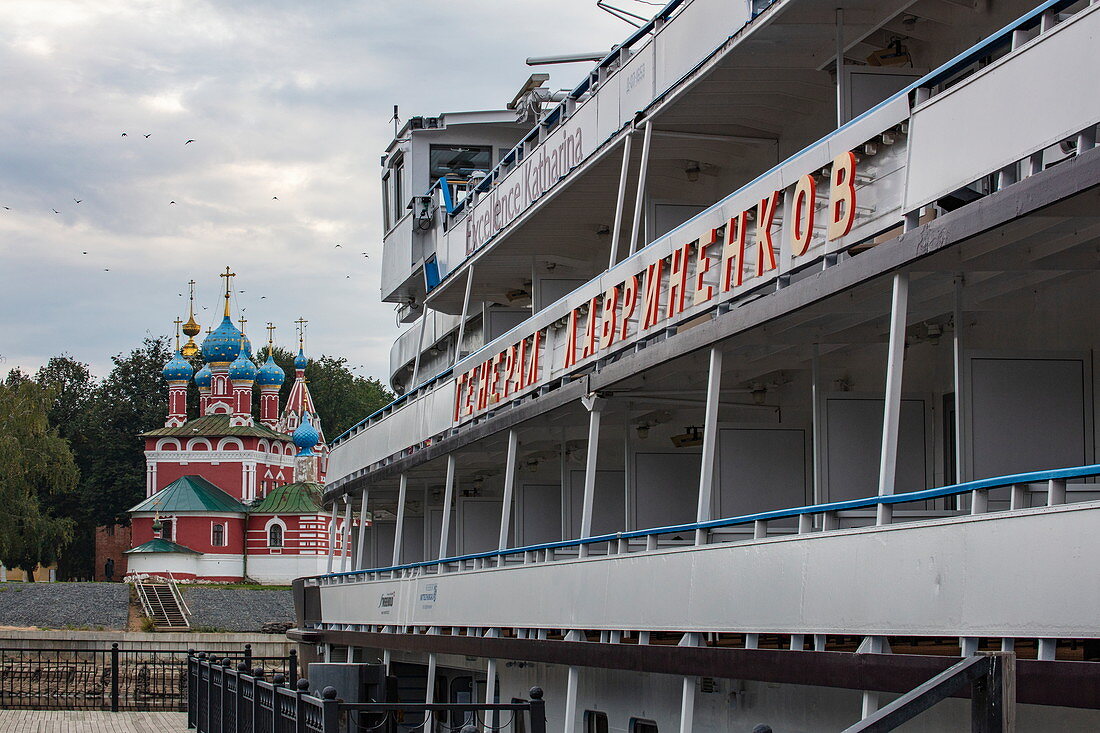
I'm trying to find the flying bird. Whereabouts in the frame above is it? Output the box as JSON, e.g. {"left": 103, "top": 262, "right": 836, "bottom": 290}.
{"left": 74, "top": 199, "right": 82, "bottom": 204}
{"left": 169, "top": 201, "right": 176, "bottom": 205}
{"left": 272, "top": 196, "right": 278, "bottom": 200}
{"left": 3, "top": 206, "right": 9, "bottom": 210}
{"left": 52, "top": 208, "right": 60, "bottom": 214}
{"left": 82, "top": 251, "right": 88, "bottom": 255}
{"left": 104, "top": 268, "right": 110, "bottom": 271}
{"left": 185, "top": 139, "right": 195, "bottom": 145}
{"left": 144, "top": 134, "right": 151, "bottom": 138}
{"left": 260, "top": 296, "right": 267, "bottom": 299}
{"left": 121, "top": 132, "right": 128, "bottom": 137}
{"left": 334, "top": 244, "right": 341, "bottom": 248}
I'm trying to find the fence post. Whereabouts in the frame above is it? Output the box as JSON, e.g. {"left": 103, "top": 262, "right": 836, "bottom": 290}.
{"left": 244, "top": 643, "right": 252, "bottom": 671}
{"left": 321, "top": 686, "right": 340, "bottom": 733}
{"left": 206, "top": 655, "right": 214, "bottom": 733}
{"left": 197, "top": 653, "right": 207, "bottom": 732}
{"left": 251, "top": 669, "right": 262, "bottom": 732}
{"left": 528, "top": 686, "right": 546, "bottom": 733}
{"left": 110, "top": 642, "right": 120, "bottom": 713}
{"left": 289, "top": 648, "right": 299, "bottom": 685}
{"left": 187, "top": 653, "right": 196, "bottom": 728}
{"left": 236, "top": 663, "right": 249, "bottom": 730}
{"left": 272, "top": 674, "right": 285, "bottom": 733}
{"left": 295, "top": 678, "right": 310, "bottom": 733}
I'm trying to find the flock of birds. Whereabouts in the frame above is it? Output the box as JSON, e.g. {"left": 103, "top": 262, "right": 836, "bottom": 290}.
{"left": 2, "top": 130, "right": 373, "bottom": 277}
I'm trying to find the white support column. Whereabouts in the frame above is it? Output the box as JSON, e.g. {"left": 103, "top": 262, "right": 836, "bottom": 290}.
{"left": 953, "top": 277, "right": 965, "bottom": 485}
{"left": 484, "top": 657, "right": 498, "bottom": 710}
{"left": 497, "top": 430, "right": 519, "bottom": 566}
{"left": 628, "top": 122, "right": 653, "bottom": 256}
{"left": 410, "top": 314, "right": 429, "bottom": 389}
{"left": 695, "top": 348, "right": 722, "bottom": 545}
{"left": 579, "top": 394, "right": 606, "bottom": 558}
{"left": 608, "top": 133, "right": 633, "bottom": 269}
{"left": 563, "top": 665, "right": 580, "bottom": 733}
{"left": 424, "top": 652, "right": 437, "bottom": 731}
{"left": 835, "top": 7, "right": 845, "bottom": 128}
{"left": 326, "top": 502, "right": 339, "bottom": 574}
{"left": 439, "top": 455, "right": 457, "bottom": 561}
{"left": 678, "top": 633, "right": 700, "bottom": 733}
{"left": 355, "top": 487, "right": 369, "bottom": 570}
{"left": 811, "top": 344, "right": 823, "bottom": 505}
{"left": 877, "top": 272, "right": 909, "bottom": 526}
{"left": 383, "top": 649, "right": 391, "bottom": 673}
{"left": 340, "top": 496, "right": 352, "bottom": 572}
{"left": 452, "top": 266, "right": 475, "bottom": 366}
{"left": 392, "top": 473, "right": 408, "bottom": 566}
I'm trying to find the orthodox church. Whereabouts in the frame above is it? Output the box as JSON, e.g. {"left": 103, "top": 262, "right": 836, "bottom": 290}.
{"left": 122, "top": 270, "right": 350, "bottom": 584}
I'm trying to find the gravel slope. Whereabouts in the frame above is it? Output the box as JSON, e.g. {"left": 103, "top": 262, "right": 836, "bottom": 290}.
{"left": 0, "top": 582, "right": 130, "bottom": 629}
{"left": 182, "top": 587, "right": 294, "bottom": 632}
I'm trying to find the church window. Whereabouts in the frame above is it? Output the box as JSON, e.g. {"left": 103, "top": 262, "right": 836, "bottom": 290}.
{"left": 211, "top": 523, "right": 225, "bottom": 547}
{"left": 269, "top": 524, "right": 283, "bottom": 548}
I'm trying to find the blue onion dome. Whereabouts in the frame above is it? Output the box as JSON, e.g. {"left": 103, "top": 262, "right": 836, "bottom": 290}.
{"left": 228, "top": 349, "right": 258, "bottom": 381}
{"left": 256, "top": 352, "right": 285, "bottom": 387}
{"left": 293, "top": 347, "right": 308, "bottom": 370}
{"left": 293, "top": 413, "right": 320, "bottom": 456}
{"left": 201, "top": 316, "right": 251, "bottom": 365}
{"left": 194, "top": 363, "right": 213, "bottom": 389}
{"left": 161, "top": 351, "right": 194, "bottom": 382}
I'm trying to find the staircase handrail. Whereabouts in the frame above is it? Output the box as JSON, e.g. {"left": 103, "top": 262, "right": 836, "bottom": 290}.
{"left": 134, "top": 581, "right": 155, "bottom": 620}
{"left": 166, "top": 571, "right": 192, "bottom": 617}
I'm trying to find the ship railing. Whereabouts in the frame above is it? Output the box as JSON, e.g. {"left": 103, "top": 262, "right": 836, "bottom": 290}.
{"left": 329, "top": 0, "right": 1100, "bottom": 476}
{"left": 309, "top": 463, "right": 1100, "bottom": 585}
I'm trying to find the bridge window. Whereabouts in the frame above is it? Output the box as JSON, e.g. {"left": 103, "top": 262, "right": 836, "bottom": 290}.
{"left": 430, "top": 144, "right": 492, "bottom": 182}
{"left": 630, "top": 719, "right": 657, "bottom": 733}
{"left": 211, "top": 523, "right": 225, "bottom": 547}
{"left": 585, "top": 711, "right": 608, "bottom": 733}
{"left": 269, "top": 524, "right": 283, "bottom": 548}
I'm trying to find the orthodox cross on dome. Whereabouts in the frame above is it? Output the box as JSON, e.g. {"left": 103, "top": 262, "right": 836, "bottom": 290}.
{"left": 219, "top": 266, "right": 236, "bottom": 318}
{"left": 294, "top": 317, "right": 308, "bottom": 349}
{"left": 266, "top": 322, "right": 276, "bottom": 353}
{"left": 173, "top": 317, "right": 183, "bottom": 350}
{"left": 182, "top": 279, "right": 201, "bottom": 358}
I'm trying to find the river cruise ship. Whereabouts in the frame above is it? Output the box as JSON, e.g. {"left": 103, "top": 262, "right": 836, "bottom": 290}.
{"left": 291, "top": 0, "right": 1100, "bottom": 729}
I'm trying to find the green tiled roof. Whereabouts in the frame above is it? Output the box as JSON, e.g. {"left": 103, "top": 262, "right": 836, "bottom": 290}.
{"left": 125, "top": 538, "right": 202, "bottom": 555}
{"left": 141, "top": 414, "right": 289, "bottom": 439}
{"left": 250, "top": 482, "right": 324, "bottom": 514}
{"left": 129, "top": 476, "right": 248, "bottom": 514}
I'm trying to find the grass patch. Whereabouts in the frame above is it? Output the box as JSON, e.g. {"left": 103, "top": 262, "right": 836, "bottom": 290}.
{"left": 186, "top": 583, "right": 293, "bottom": 591}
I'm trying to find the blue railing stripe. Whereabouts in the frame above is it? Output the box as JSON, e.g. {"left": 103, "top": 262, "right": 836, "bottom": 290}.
{"left": 313, "top": 463, "right": 1100, "bottom": 580}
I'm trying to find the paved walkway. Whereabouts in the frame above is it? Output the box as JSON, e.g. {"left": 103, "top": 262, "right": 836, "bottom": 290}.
{"left": 0, "top": 710, "right": 188, "bottom": 732}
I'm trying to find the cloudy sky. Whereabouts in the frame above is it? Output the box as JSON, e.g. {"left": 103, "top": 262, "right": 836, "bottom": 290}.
{"left": 0, "top": 0, "right": 638, "bottom": 384}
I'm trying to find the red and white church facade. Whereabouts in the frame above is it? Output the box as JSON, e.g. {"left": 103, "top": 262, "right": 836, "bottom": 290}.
{"left": 124, "top": 276, "right": 351, "bottom": 584}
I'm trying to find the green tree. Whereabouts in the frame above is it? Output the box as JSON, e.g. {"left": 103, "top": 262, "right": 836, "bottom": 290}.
{"left": 78, "top": 337, "right": 171, "bottom": 528}
{"left": 34, "top": 356, "right": 96, "bottom": 579}
{"left": 0, "top": 377, "right": 77, "bottom": 579}
{"left": 264, "top": 347, "right": 393, "bottom": 438}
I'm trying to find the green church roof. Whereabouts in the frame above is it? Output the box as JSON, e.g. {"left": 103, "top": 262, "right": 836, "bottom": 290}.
{"left": 250, "top": 482, "right": 325, "bottom": 514}
{"left": 128, "top": 475, "right": 248, "bottom": 514}
{"left": 141, "top": 414, "right": 289, "bottom": 439}
{"left": 125, "top": 538, "right": 202, "bottom": 555}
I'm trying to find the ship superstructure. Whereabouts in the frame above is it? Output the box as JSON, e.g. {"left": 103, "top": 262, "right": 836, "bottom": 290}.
{"left": 292, "top": 0, "right": 1100, "bottom": 729}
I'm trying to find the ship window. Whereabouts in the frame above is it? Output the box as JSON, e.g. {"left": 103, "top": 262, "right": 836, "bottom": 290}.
{"left": 584, "top": 711, "right": 608, "bottom": 733}
{"left": 430, "top": 145, "right": 492, "bottom": 182}
{"left": 269, "top": 524, "right": 283, "bottom": 548}
{"left": 392, "top": 157, "right": 404, "bottom": 224}
{"left": 382, "top": 171, "right": 392, "bottom": 231}
{"left": 630, "top": 719, "right": 657, "bottom": 733}
{"left": 211, "top": 523, "right": 225, "bottom": 547}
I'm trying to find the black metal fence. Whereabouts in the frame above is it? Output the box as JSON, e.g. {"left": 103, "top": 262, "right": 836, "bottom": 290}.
{"left": 0, "top": 643, "right": 295, "bottom": 711}
{"left": 188, "top": 653, "right": 547, "bottom": 733}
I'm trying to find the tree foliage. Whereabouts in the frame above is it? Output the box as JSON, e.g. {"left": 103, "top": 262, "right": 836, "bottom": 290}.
{"left": 264, "top": 346, "right": 392, "bottom": 438}
{"left": 0, "top": 377, "right": 77, "bottom": 579}
{"left": 5, "top": 337, "right": 392, "bottom": 579}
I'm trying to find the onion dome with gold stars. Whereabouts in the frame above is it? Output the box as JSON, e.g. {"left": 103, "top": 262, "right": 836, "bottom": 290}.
{"left": 201, "top": 315, "right": 251, "bottom": 366}
{"left": 161, "top": 350, "right": 194, "bottom": 383}
{"left": 194, "top": 364, "right": 212, "bottom": 389}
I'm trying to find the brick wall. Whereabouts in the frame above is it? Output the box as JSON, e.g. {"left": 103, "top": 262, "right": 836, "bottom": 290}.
{"left": 94, "top": 524, "right": 131, "bottom": 581}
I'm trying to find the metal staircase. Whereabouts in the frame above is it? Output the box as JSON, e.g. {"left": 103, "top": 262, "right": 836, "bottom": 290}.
{"left": 135, "top": 575, "right": 191, "bottom": 631}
